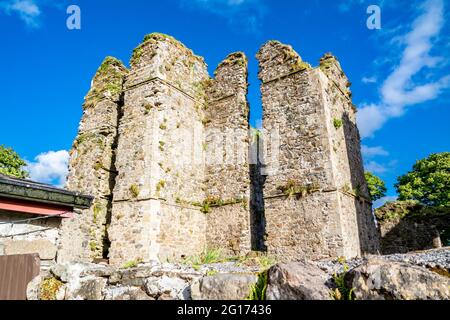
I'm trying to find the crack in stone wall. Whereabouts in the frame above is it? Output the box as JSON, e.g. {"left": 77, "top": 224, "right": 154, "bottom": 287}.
{"left": 58, "top": 57, "right": 128, "bottom": 263}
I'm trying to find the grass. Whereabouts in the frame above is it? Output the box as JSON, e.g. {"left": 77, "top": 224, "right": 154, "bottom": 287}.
{"left": 333, "top": 118, "right": 343, "bottom": 130}
{"left": 330, "top": 262, "right": 355, "bottom": 300}
{"left": 121, "top": 258, "right": 143, "bottom": 269}
{"left": 89, "top": 241, "right": 98, "bottom": 252}
{"left": 191, "top": 196, "right": 245, "bottom": 214}
{"left": 206, "top": 270, "right": 219, "bottom": 276}
{"left": 236, "top": 254, "right": 276, "bottom": 270}
{"left": 93, "top": 203, "right": 103, "bottom": 224}
{"left": 246, "top": 271, "right": 268, "bottom": 300}
{"left": 130, "top": 184, "right": 140, "bottom": 198}
{"left": 156, "top": 180, "right": 166, "bottom": 193}
{"left": 182, "top": 248, "right": 224, "bottom": 269}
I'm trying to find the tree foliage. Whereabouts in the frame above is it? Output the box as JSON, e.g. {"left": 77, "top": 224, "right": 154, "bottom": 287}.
{"left": 0, "top": 145, "right": 29, "bottom": 179}
{"left": 365, "top": 171, "right": 387, "bottom": 202}
{"left": 396, "top": 152, "right": 450, "bottom": 207}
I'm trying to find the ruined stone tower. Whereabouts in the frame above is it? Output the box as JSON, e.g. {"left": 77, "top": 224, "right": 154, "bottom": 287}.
{"left": 59, "top": 57, "right": 127, "bottom": 263}
{"left": 58, "top": 34, "right": 378, "bottom": 265}
{"left": 257, "top": 41, "right": 379, "bottom": 261}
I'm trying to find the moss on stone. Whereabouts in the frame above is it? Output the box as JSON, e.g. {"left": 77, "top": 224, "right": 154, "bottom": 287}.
{"left": 98, "top": 56, "right": 125, "bottom": 73}
{"left": 290, "top": 60, "right": 311, "bottom": 72}
{"left": 333, "top": 118, "right": 343, "bottom": 129}
{"left": 40, "top": 278, "right": 64, "bottom": 301}
{"left": 93, "top": 203, "right": 103, "bottom": 224}
{"left": 277, "top": 179, "right": 320, "bottom": 199}
{"left": 158, "top": 141, "right": 165, "bottom": 152}
{"left": 105, "top": 81, "right": 122, "bottom": 97}
{"left": 74, "top": 132, "right": 95, "bottom": 147}
{"left": 129, "top": 184, "right": 140, "bottom": 198}
{"left": 319, "top": 53, "right": 337, "bottom": 71}
{"left": 130, "top": 32, "right": 204, "bottom": 67}
{"left": 84, "top": 56, "right": 127, "bottom": 105}
{"left": 191, "top": 196, "right": 245, "bottom": 214}
{"left": 130, "top": 46, "right": 145, "bottom": 66}
{"left": 94, "top": 162, "right": 103, "bottom": 171}
{"left": 89, "top": 240, "right": 98, "bottom": 252}
{"left": 217, "top": 52, "right": 248, "bottom": 70}
{"left": 156, "top": 180, "right": 166, "bottom": 193}
{"left": 121, "top": 258, "right": 143, "bottom": 269}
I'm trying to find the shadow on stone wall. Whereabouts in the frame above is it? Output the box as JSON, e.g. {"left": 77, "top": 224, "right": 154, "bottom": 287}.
{"left": 342, "top": 112, "right": 379, "bottom": 254}
{"left": 376, "top": 201, "right": 450, "bottom": 254}
{"left": 249, "top": 136, "right": 267, "bottom": 252}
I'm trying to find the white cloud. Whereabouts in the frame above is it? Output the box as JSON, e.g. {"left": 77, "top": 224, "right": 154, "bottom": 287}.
{"left": 362, "top": 76, "right": 377, "bottom": 84}
{"left": 0, "top": 0, "right": 41, "bottom": 27}
{"left": 364, "top": 161, "right": 387, "bottom": 174}
{"left": 373, "top": 196, "right": 397, "bottom": 209}
{"left": 357, "top": 0, "right": 450, "bottom": 138}
{"left": 26, "top": 150, "right": 69, "bottom": 188}
{"left": 357, "top": 103, "right": 387, "bottom": 139}
{"left": 361, "top": 145, "right": 389, "bottom": 158}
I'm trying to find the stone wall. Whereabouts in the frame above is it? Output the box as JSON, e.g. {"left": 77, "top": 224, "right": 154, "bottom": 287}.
{"left": 204, "top": 53, "right": 252, "bottom": 256}
{"left": 257, "top": 41, "right": 378, "bottom": 261}
{"left": 0, "top": 211, "right": 60, "bottom": 267}
{"left": 158, "top": 204, "right": 207, "bottom": 262}
{"left": 58, "top": 57, "right": 128, "bottom": 263}
{"left": 108, "top": 34, "right": 210, "bottom": 265}
{"left": 60, "top": 34, "right": 379, "bottom": 266}
{"left": 318, "top": 54, "right": 379, "bottom": 254}
{"left": 376, "top": 201, "right": 449, "bottom": 254}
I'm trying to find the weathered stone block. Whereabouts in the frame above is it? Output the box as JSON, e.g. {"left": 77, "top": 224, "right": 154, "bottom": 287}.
{"left": 191, "top": 274, "right": 257, "bottom": 300}
{"left": 104, "top": 286, "right": 153, "bottom": 300}
{"left": 266, "top": 261, "right": 332, "bottom": 300}
{"left": 145, "top": 275, "right": 190, "bottom": 300}
{"left": 345, "top": 258, "right": 450, "bottom": 300}
{"left": 4, "top": 239, "right": 57, "bottom": 260}
{"left": 65, "top": 276, "right": 107, "bottom": 300}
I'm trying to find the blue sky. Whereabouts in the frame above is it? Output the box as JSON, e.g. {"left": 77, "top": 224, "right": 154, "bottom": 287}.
{"left": 0, "top": 0, "right": 449, "bottom": 206}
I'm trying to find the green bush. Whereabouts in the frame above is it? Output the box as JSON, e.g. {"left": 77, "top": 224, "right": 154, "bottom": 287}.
{"left": 0, "top": 145, "right": 29, "bottom": 179}
{"left": 396, "top": 152, "right": 450, "bottom": 207}
{"left": 365, "top": 171, "right": 387, "bottom": 202}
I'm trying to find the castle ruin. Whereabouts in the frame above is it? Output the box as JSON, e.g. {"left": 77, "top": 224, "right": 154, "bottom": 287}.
{"left": 58, "top": 33, "right": 379, "bottom": 266}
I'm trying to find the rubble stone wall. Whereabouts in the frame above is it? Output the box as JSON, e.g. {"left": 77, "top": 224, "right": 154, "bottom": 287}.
{"left": 0, "top": 211, "right": 60, "bottom": 266}
{"left": 108, "top": 34, "right": 210, "bottom": 265}
{"left": 58, "top": 57, "right": 128, "bottom": 263}
{"left": 60, "top": 34, "right": 379, "bottom": 266}
{"left": 257, "top": 41, "right": 378, "bottom": 261}
{"left": 204, "top": 53, "right": 251, "bottom": 255}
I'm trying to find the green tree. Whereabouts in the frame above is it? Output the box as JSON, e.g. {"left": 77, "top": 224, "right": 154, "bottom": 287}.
{"left": 0, "top": 145, "right": 29, "bottom": 179}
{"left": 396, "top": 152, "right": 450, "bottom": 207}
{"left": 365, "top": 171, "right": 387, "bottom": 202}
